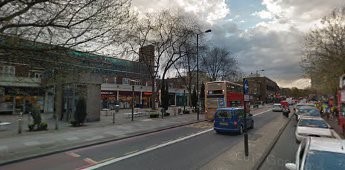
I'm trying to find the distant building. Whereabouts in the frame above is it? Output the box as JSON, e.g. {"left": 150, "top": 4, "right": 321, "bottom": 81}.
{"left": 246, "top": 76, "right": 280, "bottom": 103}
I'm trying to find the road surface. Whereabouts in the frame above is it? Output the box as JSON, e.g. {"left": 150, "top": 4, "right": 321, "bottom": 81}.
{"left": 2, "top": 109, "right": 280, "bottom": 170}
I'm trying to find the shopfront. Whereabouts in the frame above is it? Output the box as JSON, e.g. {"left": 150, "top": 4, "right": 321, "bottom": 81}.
{"left": 0, "top": 86, "right": 44, "bottom": 114}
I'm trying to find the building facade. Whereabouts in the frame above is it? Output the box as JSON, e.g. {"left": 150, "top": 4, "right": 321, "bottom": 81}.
{"left": 246, "top": 76, "right": 280, "bottom": 103}
{"left": 0, "top": 37, "right": 189, "bottom": 121}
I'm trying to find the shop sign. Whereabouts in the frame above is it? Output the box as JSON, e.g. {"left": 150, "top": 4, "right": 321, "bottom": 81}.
{"left": 101, "top": 91, "right": 115, "bottom": 95}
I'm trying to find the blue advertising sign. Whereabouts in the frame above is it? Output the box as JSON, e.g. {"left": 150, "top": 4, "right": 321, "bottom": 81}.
{"left": 243, "top": 79, "right": 249, "bottom": 95}
{"left": 218, "top": 98, "right": 225, "bottom": 108}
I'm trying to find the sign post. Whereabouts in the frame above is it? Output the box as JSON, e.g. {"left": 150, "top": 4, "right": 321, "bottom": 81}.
{"left": 243, "top": 78, "right": 249, "bottom": 156}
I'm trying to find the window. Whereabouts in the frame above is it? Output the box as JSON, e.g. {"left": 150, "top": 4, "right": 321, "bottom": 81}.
{"left": 104, "top": 78, "right": 108, "bottom": 83}
{"left": 122, "top": 78, "right": 129, "bottom": 85}
{"left": 1, "top": 65, "right": 15, "bottom": 76}
{"left": 216, "top": 110, "right": 232, "bottom": 119}
{"left": 114, "top": 77, "right": 117, "bottom": 84}
{"left": 34, "top": 73, "right": 42, "bottom": 79}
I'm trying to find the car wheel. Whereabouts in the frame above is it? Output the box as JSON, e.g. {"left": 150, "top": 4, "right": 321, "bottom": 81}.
{"left": 250, "top": 121, "right": 254, "bottom": 129}
{"left": 295, "top": 138, "right": 300, "bottom": 144}
{"left": 239, "top": 125, "right": 243, "bottom": 135}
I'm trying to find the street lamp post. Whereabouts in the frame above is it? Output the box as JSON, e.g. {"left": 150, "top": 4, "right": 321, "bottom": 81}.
{"left": 196, "top": 29, "right": 211, "bottom": 121}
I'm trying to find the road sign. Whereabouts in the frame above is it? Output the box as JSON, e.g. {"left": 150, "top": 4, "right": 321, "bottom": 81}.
{"left": 243, "top": 79, "right": 249, "bottom": 95}
{"left": 244, "top": 95, "right": 250, "bottom": 102}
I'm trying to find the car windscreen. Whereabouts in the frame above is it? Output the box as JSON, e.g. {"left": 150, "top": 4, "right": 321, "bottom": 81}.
{"left": 215, "top": 110, "right": 232, "bottom": 119}
{"left": 304, "top": 150, "right": 345, "bottom": 170}
{"left": 298, "top": 108, "right": 315, "bottom": 114}
{"left": 298, "top": 119, "right": 328, "bottom": 128}
{"left": 304, "top": 109, "right": 321, "bottom": 117}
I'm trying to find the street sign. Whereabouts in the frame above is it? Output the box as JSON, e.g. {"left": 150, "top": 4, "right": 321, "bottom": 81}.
{"left": 243, "top": 79, "right": 249, "bottom": 95}
{"left": 244, "top": 95, "right": 250, "bottom": 102}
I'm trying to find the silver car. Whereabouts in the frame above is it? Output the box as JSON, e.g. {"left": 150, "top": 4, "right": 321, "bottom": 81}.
{"left": 286, "top": 137, "right": 345, "bottom": 170}
{"left": 295, "top": 117, "right": 335, "bottom": 143}
{"left": 272, "top": 103, "right": 283, "bottom": 112}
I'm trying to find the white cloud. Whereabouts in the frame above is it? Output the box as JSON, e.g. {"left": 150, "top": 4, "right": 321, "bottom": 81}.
{"left": 132, "top": 0, "right": 230, "bottom": 24}
{"left": 130, "top": 0, "right": 343, "bottom": 89}
{"left": 252, "top": 10, "right": 273, "bottom": 19}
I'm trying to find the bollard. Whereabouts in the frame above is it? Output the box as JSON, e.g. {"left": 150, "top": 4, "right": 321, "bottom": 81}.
{"left": 114, "top": 105, "right": 119, "bottom": 124}
{"left": 55, "top": 113, "right": 58, "bottom": 130}
{"left": 18, "top": 112, "right": 23, "bottom": 134}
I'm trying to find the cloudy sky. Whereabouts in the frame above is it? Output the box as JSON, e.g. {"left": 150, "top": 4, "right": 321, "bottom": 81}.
{"left": 132, "top": 0, "right": 344, "bottom": 89}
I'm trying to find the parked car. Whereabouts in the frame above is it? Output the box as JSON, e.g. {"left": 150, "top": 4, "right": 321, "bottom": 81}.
{"left": 294, "top": 106, "right": 318, "bottom": 121}
{"left": 286, "top": 137, "right": 345, "bottom": 170}
{"left": 299, "top": 109, "right": 321, "bottom": 119}
{"left": 294, "top": 103, "right": 315, "bottom": 112}
{"left": 213, "top": 107, "right": 254, "bottom": 135}
{"left": 295, "top": 117, "right": 335, "bottom": 143}
{"left": 272, "top": 103, "right": 283, "bottom": 112}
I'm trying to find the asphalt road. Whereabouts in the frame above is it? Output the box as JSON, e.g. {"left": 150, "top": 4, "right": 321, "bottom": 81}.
{"left": 1, "top": 109, "right": 280, "bottom": 170}
{"left": 259, "top": 117, "right": 299, "bottom": 170}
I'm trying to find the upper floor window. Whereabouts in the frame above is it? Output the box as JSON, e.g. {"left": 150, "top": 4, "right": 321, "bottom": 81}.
{"left": 114, "top": 77, "right": 117, "bottom": 84}
{"left": 122, "top": 78, "right": 129, "bottom": 85}
{"left": 34, "top": 73, "right": 42, "bottom": 79}
{"left": 104, "top": 78, "right": 108, "bottom": 83}
{"left": 0, "top": 65, "right": 15, "bottom": 76}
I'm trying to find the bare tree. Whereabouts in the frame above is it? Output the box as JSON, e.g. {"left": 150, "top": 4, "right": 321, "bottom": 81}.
{"left": 125, "top": 9, "right": 202, "bottom": 109}
{"left": 301, "top": 7, "right": 345, "bottom": 96}
{"left": 0, "top": 0, "right": 134, "bottom": 53}
{"left": 201, "top": 47, "right": 238, "bottom": 81}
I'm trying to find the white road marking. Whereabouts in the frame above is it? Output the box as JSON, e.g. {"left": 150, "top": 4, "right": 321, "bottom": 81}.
{"left": 66, "top": 152, "right": 80, "bottom": 158}
{"left": 253, "top": 109, "right": 272, "bottom": 117}
{"left": 124, "top": 150, "right": 139, "bottom": 155}
{"left": 84, "top": 158, "right": 98, "bottom": 165}
{"left": 82, "top": 128, "right": 213, "bottom": 170}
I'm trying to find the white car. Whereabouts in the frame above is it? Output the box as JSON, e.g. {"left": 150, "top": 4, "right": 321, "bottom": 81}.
{"left": 295, "top": 117, "right": 335, "bottom": 143}
{"left": 286, "top": 137, "right": 345, "bottom": 170}
{"left": 272, "top": 103, "right": 283, "bottom": 112}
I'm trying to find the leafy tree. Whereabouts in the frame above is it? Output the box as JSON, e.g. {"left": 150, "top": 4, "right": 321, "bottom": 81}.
{"left": 301, "top": 7, "right": 345, "bottom": 97}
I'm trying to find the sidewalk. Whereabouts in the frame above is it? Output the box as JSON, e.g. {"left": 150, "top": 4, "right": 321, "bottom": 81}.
{"left": 0, "top": 105, "right": 270, "bottom": 165}
{"left": 324, "top": 117, "right": 345, "bottom": 139}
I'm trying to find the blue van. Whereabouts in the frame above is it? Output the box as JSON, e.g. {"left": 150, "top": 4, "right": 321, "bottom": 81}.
{"left": 214, "top": 107, "right": 254, "bottom": 134}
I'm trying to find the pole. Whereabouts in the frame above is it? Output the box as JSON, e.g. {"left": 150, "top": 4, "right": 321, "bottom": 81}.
{"left": 243, "top": 78, "right": 249, "bottom": 156}
{"left": 18, "top": 112, "right": 22, "bottom": 134}
{"left": 132, "top": 85, "right": 134, "bottom": 121}
{"left": 196, "top": 33, "right": 199, "bottom": 121}
{"left": 183, "top": 90, "right": 186, "bottom": 113}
